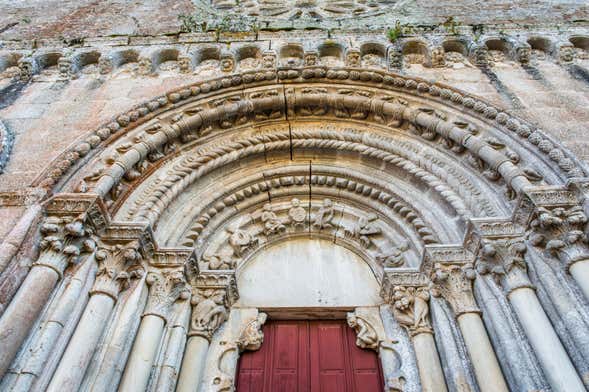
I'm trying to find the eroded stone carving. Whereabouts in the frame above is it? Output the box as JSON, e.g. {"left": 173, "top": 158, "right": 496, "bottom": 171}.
{"left": 237, "top": 312, "right": 268, "bottom": 352}
{"left": 391, "top": 286, "right": 432, "bottom": 336}
{"left": 261, "top": 203, "right": 286, "bottom": 235}
{"left": 311, "top": 198, "right": 335, "bottom": 230}
{"left": 190, "top": 288, "right": 229, "bottom": 341}
{"left": 528, "top": 205, "right": 589, "bottom": 269}
{"left": 476, "top": 239, "right": 532, "bottom": 294}
{"left": 36, "top": 214, "right": 96, "bottom": 275}
{"left": 287, "top": 198, "right": 307, "bottom": 229}
{"left": 430, "top": 263, "right": 480, "bottom": 316}
{"left": 189, "top": 271, "right": 238, "bottom": 341}
{"left": 345, "top": 213, "right": 382, "bottom": 248}
{"left": 347, "top": 311, "right": 379, "bottom": 350}
{"left": 91, "top": 240, "right": 145, "bottom": 299}
{"left": 377, "top": 240, "right": 409, "bottom": 268}
{"left": 144, "top": 269, "right": 190, "bottom": 321}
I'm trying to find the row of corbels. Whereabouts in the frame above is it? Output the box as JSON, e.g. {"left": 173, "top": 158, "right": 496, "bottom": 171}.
{"left": 0, "top": 34, "right": 587, "bottom": 81}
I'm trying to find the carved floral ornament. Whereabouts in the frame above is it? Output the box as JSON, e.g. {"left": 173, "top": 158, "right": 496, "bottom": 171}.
{"left": 34, "top": 67, "right": 581, "bottom": 202}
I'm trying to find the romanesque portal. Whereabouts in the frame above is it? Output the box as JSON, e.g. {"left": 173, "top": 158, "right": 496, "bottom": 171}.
{"left": 1, "top": 2, "right": 589, "bottom": 391}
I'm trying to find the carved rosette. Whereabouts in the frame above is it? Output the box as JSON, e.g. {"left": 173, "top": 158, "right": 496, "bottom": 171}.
{"left": 431, "top": 264, "right": 480, "bottom": 317}
{"left": 477, "top": 239, "right": 533, "bottom": 295}
{"left": 391, "top": 285, "right": 433, "bottom": 337}
{"left": 528, "top": 205, "right": 589, "bottom": 270}
{"left": 35, "top": 214, "right": 96, "bottom": 275}
{"left": 189, "top": 271, "right": 239, "bottom": 341}
{"left": 91, "top": 240, "right": 145, "bottom": 300}
{"left": 143, "top": 269, "right": 190, "bottom": 322}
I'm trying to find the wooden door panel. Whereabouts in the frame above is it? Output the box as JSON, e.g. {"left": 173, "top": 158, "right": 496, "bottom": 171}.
{"left": 236, "top": 320, "right": 382, "bottom": 392}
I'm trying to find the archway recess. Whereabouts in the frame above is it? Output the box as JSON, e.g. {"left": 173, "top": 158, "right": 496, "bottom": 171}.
{"left": 1, "top": 66, "right": 589, "bottom": 392}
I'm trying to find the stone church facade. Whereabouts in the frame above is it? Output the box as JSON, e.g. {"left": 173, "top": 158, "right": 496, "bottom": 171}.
{"left": 1, "top": 1, "right": 589, "bottom": 391}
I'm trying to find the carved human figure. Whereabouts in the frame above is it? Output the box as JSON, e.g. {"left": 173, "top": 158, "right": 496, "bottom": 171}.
{"left": 191, "top": 289, "right": 228, "bottom": 340}
{"left": 261, "top": 203, "right": 286, "bottom": 235}
{"left": 391, "top": 286, "right": 432, "bottom": 336}
{"left": 347, "top": 312, "right": 379, "bottom": 350}
{"left": 312, "top": 198, "right": 335, "bottom": 230}
{"left": 288, "top": 198, "right": 306, "bottom": 229}
{"left": 346, "top": 213, "right": 381, "bottom": 248}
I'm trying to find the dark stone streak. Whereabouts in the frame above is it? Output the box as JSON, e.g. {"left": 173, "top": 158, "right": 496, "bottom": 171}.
{"left": 480, "top": 66, "right": 524, "bottom": 110}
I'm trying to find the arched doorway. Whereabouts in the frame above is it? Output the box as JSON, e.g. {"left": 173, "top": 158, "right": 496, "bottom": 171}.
{"left": 0, "top": 66, "right": 588, "bottom": 392}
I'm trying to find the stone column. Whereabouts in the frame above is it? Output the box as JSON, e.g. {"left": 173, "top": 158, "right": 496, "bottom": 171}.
{"left": 119, "top": 270, "right": 190, "bottom": 392}
{"left": 389, "top": 285, "right": 448, "bottom": 392}
{"left": 5, "top": 256, "right": 95, "bottom": 392}
{"left": 177, "top": 271, "right": 238, "bottom": 392}
{"left": 527, "top": 203, "right": 589, "bottom": 300}
{"left": 0, "top": 214, "right": 94, "bottom": 378}
{"left": 430, "top": 257, "right": 509, "bottom": 392}
{"left": 154, "top": 300, "right": 191, "bottom": 391}
{"left": 0, "top": 203, "right": 41, "bottom": 274}
{"left": 85, "top": 275, "right": 148, "bottom": 392}
{"left": 46, "top": 240, "right": 144, "bottom": 392}
{"left": 478, "top": 239, "right": 585, "bottom": 392}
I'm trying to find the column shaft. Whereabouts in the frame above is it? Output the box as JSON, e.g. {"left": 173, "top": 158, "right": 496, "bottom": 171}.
{"left": 46, "top": 293, "right": 115, "bottom": 392}
{"left": 457, "top": 313, "right": 508, "bottom": 392}
{"left": 10, "top": 259, "right": 93, "bottom": 391}
{"left": 0, "top": 205, "right": 41, "bottom": 274}
{"left": 569, "top": 259, "right": 589, "bottom": 300}
{"left": 412, "top": 333, "right": 448, "bottom": 392}
{"left": 0, "top": 265, "right": 60, "bottom": 378}
{"left": 118, "top": 314, "right": 165, "bottom": 392}
{"left": 154, "top": 301, "right": 190, "bottom": 391}
{"left": 176, "top": 336, "right": 210, "bottom": 392}
{"left": 87, "top": 280, "right": 147, "bottom": 392}
{"left": 508, "top": 287, "right": 585, "bottom": 392}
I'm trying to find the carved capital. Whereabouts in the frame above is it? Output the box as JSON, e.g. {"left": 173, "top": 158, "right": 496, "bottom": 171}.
{"left": 477, "top": 239, "right": 532, "bottom": 295}
{"left": 237, "top": 312, "right": 268, "bottom": 352}
{"left": 391, "top": 285, "right": 433, "bottom": 337}
{"left": 35, "top": 214, "right": 96, "bottom": 276}
{"left": 528, "top": 204, "right": 589, "bottom": 269}
{"left": 189, "top": 271, "right": 239, "bottom": 340}
{"left": 431, "top": 263, "right": 480, "bottom": 317}
{"left": 144, "top": 269, "right": 190, "bottom": 321}
{"left": 91, "top": 240, "right": 145, "bottom": 300}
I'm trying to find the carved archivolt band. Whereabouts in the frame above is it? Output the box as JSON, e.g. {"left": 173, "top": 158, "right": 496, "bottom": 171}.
{"left": 36, "top": 68, "right": 582, "bottom": 198}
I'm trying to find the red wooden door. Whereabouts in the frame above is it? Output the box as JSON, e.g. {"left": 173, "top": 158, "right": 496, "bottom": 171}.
{"left": 236, "top": 320, "right": 383, "bottom": 392}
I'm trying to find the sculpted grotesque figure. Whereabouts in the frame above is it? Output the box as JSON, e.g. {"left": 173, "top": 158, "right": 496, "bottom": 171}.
{"left": 347, "top": 313, "right": 379, "bottom": 350}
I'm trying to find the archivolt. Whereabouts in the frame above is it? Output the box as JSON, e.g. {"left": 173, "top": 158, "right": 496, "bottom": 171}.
{"left": 34, "top": 68, "right": 586, "bottom": 252}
